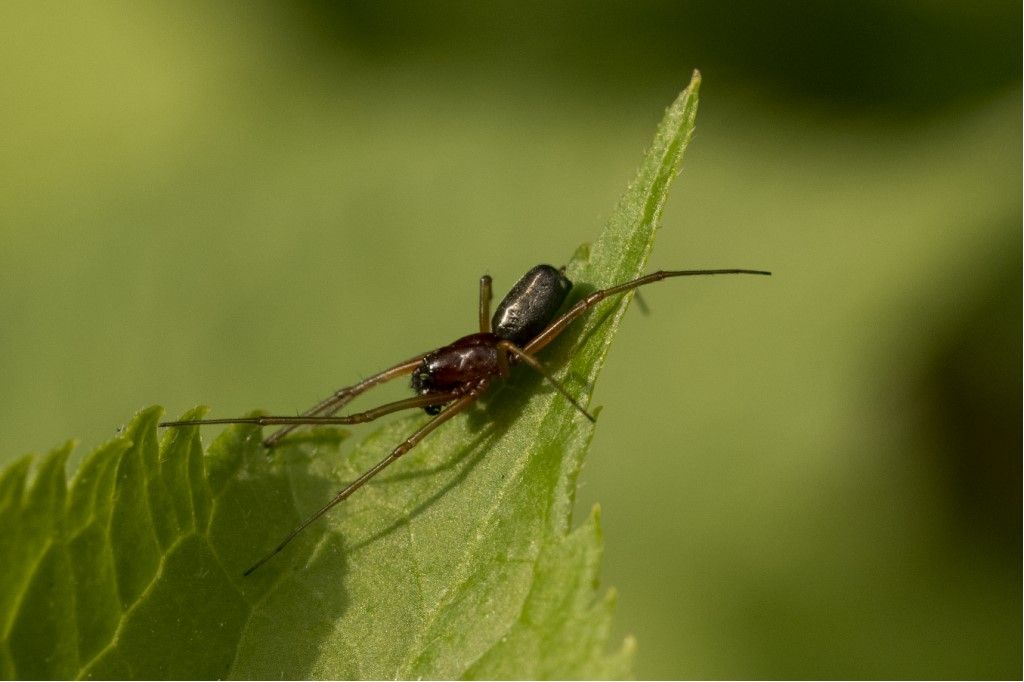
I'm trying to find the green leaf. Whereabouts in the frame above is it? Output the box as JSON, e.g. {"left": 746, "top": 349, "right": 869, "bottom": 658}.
{"left": 0, "top": 71, "right": 701, "bottom": 680}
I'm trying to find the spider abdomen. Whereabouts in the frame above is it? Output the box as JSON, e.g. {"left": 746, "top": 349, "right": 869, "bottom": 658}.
{"left": 491, "top": 264, "right": 572, "bottom": 345}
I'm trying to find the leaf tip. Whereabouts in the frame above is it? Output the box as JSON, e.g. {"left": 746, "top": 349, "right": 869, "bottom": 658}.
{"left": 124, "top": 405, "right": 165, "bottom": 440}
{"left": 586, "top": 503, "right": 606, "bottom": 544}
{"left": 569, "top": 241, "right": 592, "bottom": 269}
{"left": 135, "top": 404, "right": 166, "bottom": 422}
{"left": 177, "top": 405, "right": 212, "bottom": 422}
{"left": 621, "top": 634, "right": 638, "bottom": 659}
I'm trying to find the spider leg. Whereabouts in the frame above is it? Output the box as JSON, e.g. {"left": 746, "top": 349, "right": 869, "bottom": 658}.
{"left": 524, "top": 268, "right": 770, "bottom": 355}
{"left": 479, "top": 274, "right": 493, "bottom": 333}
{"left": 160, "top": 390, "right": 462, "bottom": 430}
{"left": 496, "top": 340, "right": 595, "bottom": 422}
{"left": 262, "top": 353, "right": 427, "bottom": 447}
{"left": 242, "top": 387, "right": 483, "bottom": 576}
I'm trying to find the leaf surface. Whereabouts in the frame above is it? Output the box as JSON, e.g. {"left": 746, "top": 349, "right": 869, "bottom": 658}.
{"left": 0, "top": 71, "right": 701, "bottom": 679}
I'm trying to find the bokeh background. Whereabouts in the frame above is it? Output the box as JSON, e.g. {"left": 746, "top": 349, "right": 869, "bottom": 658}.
{"left": 1, "top": 1, "right": 1019, "bottom": 678}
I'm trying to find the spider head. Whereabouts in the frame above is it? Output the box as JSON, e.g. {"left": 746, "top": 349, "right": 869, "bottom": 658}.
{"left": 410, "top": 363, "right": 435, "bottom": 394}
{"left": 411, "top": 362, "right": 446, "bottom": 415}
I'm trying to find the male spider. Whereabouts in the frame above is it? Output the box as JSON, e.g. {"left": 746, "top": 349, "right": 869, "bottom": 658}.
{"left": 161, "top": 263, "right": 770, "bottom": 574}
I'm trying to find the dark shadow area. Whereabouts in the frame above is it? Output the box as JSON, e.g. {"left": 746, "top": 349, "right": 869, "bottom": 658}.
{"left": 911, "top": 225, "right": 1022, "bottom": 547}
{"left": 276, "top": 0, "right": 1019, "bottom": 116}
{"left": 214, "top": 428, "right": 352, "bottom": 678}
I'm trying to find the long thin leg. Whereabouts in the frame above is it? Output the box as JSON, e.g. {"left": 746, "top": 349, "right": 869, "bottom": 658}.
{"left": 479, "top": 275, "right": 493, "bottom": 333}
{"left": 525, "top": 268, "right": 771, "bottom": 355}
{"left": 262, "top": 353, "right": 427, "bottom": 447}
{"left": 242, "top": 389, "right": 482, "bottom": 576}
{"left": 495, "top": 340, "right": 595, "bottom": 422}
{"left": 159, "top": 390, "right": 461, "bottom": 429}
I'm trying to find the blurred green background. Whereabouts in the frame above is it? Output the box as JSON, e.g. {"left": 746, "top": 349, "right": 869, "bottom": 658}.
{"left": 1, "top": 0, "right": 1019, "bottom": 678}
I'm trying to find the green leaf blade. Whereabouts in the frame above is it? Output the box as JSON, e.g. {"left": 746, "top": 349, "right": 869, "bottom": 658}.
{"left": 5, "top": 444, "right": 77, "bottom": 680}
{"left": 0, "top": 72, "right": 702, "bottom": 679}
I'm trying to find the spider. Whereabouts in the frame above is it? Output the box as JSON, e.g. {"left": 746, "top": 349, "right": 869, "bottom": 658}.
{"left": 161, "top": 264, "right": 770, "bottom": 574}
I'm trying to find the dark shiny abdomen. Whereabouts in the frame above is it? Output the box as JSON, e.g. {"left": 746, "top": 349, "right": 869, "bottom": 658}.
{"left": 491, "top": 264, "right": 572, "bottom": 345}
